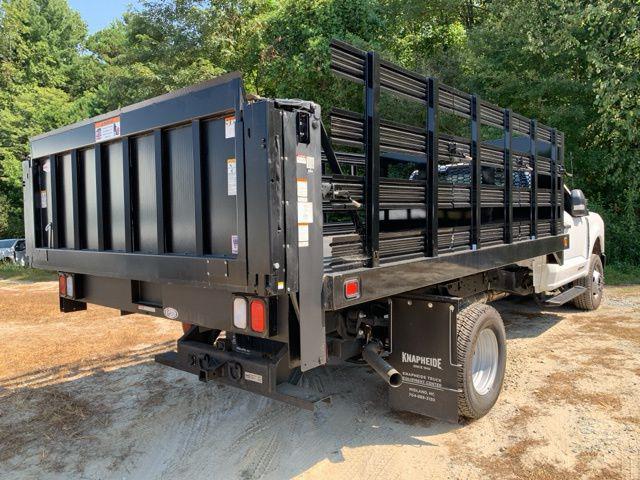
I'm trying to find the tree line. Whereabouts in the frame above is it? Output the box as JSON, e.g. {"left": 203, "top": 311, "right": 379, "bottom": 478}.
{"left": 0, "top": 0, "right": 638, "bottom": 265}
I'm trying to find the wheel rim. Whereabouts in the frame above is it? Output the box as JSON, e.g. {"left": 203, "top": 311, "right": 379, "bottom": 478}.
{"left": 592, "top": 268, "right": 604, "bottom": 298}
{"left": 471, "top": 328, "right": 499, "bottom": 396}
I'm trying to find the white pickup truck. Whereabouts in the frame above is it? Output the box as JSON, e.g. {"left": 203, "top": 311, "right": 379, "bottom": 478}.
{"left": 531, "top": 187, "right": 605, "bottom": 310}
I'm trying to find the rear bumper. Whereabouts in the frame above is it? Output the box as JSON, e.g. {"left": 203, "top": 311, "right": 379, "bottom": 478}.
{"left": 155, "top": 328, "right": 330, "bottom": 411}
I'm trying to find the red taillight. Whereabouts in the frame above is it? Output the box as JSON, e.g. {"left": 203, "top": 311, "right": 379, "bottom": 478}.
{"left": 344, "top": 278, "right": 360, "bottom": 299}
{"left": 250, "top": 299, "right": 266, "bottom": 333}
{"left": 58, "top": 273, "right": 76, "bottom": 298}
{"left": 58, "top": 274, "right": 67, "bottom": 296}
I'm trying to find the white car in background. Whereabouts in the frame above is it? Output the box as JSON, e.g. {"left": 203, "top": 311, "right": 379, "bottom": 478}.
{"left": 0, "top": 238, "right": 27, "bottom": 266}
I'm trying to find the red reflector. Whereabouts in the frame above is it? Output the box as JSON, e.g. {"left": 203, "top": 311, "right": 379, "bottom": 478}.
{"left": 344, "top": 278, "right": 360, "bottom": 299}
{"left": 58, "top": 274, "right": 67, "bottom": 296}
{"left": 250, "top": 299, "right": 266, "bottom": 333}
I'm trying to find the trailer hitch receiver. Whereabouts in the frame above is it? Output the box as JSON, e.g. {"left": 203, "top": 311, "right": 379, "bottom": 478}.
{"left": 155, "top": 330, "right": 332, "bottom": 411}
{"left": 193, "top": 353, "right": 227, "bottom": 382}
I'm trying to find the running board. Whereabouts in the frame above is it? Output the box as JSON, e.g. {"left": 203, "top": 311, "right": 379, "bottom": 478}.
{"left": 543, "top": 286, "right": 587, "bottom": 306}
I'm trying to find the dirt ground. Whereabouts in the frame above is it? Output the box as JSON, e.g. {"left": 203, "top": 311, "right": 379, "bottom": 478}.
{"left": 0, "top": 280, "right": 638, "bottom": 480}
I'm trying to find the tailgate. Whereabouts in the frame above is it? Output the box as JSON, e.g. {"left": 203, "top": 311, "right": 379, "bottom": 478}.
{"left": 24, "top": 73, "right": 249, "bottom": 289}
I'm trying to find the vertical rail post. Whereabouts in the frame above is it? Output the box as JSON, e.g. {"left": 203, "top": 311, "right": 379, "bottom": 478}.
{"left": 153, "top": 129, "right": 165, "bottom": 254}
{"left": 70, "top": 149, "right": 80, "bottom": 249}
{"left": 503, "top": 109, "right": 513, "bottom": 243}
{"left": 122, "top": 137, "right": 133, "bottom": 252}
{"left": 471, "top": 95, "right": 482, "bottom": 250}
{"left": 557, "top": 132, "right": 565, "bottom": 230}
{"left": 364, "top": 50, "right": 380, "bottom": 267}
{"left": 426, "top": 78, "right": 439, "bottom": 257}
{"left": 48, "top": 154, "right": 59, "bottom": 249}
{"left": 95, "top": 145, "right": 105, "bottom": 251}
{"left": 192, "top": 119, "right": 204, "bottom": 256}
{"left": 26, "top": 160, "right": 39, "bottom": 248}
{"left": 550, "top": 128, "right": 558, "bottom": 236}
{"left": 529, "top": 119, "right": 538, "bottom": 239}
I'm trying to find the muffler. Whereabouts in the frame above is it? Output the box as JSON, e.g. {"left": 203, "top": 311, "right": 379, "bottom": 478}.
{"left": 362, "top": 342, "right": 402, "bottom": 388}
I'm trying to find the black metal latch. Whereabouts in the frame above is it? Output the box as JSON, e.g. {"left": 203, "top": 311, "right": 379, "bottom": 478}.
{"left": 296, "top": 111, "right": 310, "bottom": 144}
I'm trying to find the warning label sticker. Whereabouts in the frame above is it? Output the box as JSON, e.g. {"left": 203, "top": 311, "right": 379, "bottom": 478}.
{"left": 298, "top": 202, "right": 313, "bottom": 224}
{"left": 245, "top": 371, "right": 263, "bottom": 384}
{"left": 296, "top": 178, "right": 308, "bottom": 200}
{"left": 227, "top": 158, "right": 237, "bottom": 196}
{"left": 296, "top": 154, "right": 315, "bottom": 171}
{"left": 231, "top": 235, "right": 239, "bottom": 254}
{"left": 298, "top": 224, "right": 309, "bottom": 247}
{"left": 95, "top": 116, "right": 121, "bottom": 143}
{"left": 225, "top": 116, "right": 236, "bottom": 139}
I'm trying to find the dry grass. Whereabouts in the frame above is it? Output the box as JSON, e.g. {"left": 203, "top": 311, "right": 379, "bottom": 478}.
{"left": 455, "top": 437, "right": 625, "bottom": 480}
{"left": 0, "top": 280, "right": 637, "bottom": 479}
{"left": 0, "top": 385, "right": 111, "bottom": 469}
{"left": 0, "top": 281, "right": 181, "bottom": 382}
{"left": 504, "top": 405, "right": 540, "bottom": 430}
{"left": 534, "top": 371, "right": 622, "bottom": 410}
{"left": 0, "top": 280, "right": 182, "bottom": 472}
{"left": 574, "top": 345, "right": 633, "bottom": 372}
{"left": 574, "top": 314, "right": 640, "bottom": 346}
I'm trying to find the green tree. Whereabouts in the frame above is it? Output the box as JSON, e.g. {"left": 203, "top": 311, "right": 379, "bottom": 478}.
{"left": 0, "top": 0, "right": 100, "bottom": 237}
{"left": 463, "top": 0, "right": 640, "bottom": 264}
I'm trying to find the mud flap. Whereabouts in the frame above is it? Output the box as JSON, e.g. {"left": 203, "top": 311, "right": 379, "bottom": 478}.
{"left": 387, "top": 295, "right": 461, "bottom": 423}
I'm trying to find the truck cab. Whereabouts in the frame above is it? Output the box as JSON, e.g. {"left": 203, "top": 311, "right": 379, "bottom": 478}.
{"left": 533, "top": 187, "right": 605, "bottom": 310}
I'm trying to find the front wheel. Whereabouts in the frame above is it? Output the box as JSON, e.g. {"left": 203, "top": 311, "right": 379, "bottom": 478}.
{"left": 572, "top": 254, "right": 604, "bottom": 311}
{"left": 457, "top": 303, "right": 507, "bottom": 420}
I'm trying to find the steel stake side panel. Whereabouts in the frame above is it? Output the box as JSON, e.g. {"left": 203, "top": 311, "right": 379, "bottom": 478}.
{"left": 324, "top": 40, "right": 566, "bottom": 280}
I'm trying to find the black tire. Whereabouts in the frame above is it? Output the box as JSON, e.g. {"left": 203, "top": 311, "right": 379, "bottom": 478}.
{"left": 572, "top": 254, "right": 604, "bottom": 311}
{"left": 457, "top": 303, "right": 507, "bottom": 420}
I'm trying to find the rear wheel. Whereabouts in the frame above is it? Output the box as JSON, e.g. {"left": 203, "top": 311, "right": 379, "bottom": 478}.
{"left": 457, "top": 303, "right": 507, "bottom": 420}
{"left": 572, "top": 254, "right": 604, "bottom": 311}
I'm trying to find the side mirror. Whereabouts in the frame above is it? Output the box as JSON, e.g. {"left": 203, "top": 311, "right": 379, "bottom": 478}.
{"left": 570, "top": 189, "right": 588, "bottom": 217}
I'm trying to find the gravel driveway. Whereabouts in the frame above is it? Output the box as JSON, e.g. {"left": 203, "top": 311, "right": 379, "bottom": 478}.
{"left": 0, "top": 280, "right": 638, "bottom": 479}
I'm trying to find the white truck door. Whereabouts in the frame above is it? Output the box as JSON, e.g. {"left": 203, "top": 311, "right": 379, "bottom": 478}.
{"left": 534, "top": 211, "right": 590, "bottom": 292}
{"left": 563, "top": 211, "right": 589, "bottom": 264}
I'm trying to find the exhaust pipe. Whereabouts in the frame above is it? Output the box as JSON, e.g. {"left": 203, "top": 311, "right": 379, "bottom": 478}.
{"left": 362, "top": 342, "right": 402, "bottom": 388}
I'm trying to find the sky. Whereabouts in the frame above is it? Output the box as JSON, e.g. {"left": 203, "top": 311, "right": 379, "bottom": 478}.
{"left": 68, "top": 1, "right": 141, "bottom": 33}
